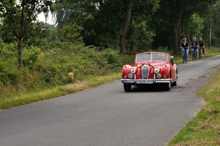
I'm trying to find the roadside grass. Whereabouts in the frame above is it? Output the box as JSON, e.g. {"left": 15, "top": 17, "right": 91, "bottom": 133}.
{"left": 1, "top": 48, "right": 220, "bottom": 110}
{"left": 168, "top": 66, "right": 220, "bottom": 145}
{"left": 0, "top": 73, "right": 121, "bottom": 110}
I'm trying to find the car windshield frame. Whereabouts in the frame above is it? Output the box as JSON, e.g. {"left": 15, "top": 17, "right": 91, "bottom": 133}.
{"left": 136, "top": 52, "right": 168, "bottom": 63}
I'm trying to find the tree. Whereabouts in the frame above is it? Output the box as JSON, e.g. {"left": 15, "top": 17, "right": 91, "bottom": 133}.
{"left": 152, "top": 0, "right": 217, "bottom": 55}
{"left": 45, "top": 1, "right": 72, "bottom": 29}
{"left": 1, "top": 20, "right": 50, "bottom": 46}
{"left": 0, "top": 0, "right": 56, "bottom": 68}
{"left": 57, "top": 23, "right": 83, "bottom": 43}
{"left": 63, "top": 0, "right": 158, "bottom": 53}
{"left": 120, "top": 0, "right": 133, "bottom": 54}
{"left": 187, "top": 14, "right": 204, "bottom": 40}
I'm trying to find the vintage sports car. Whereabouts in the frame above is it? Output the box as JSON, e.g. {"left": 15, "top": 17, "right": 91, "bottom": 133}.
{"left": 121, "top": 52, "right": 178, "bottom": 92}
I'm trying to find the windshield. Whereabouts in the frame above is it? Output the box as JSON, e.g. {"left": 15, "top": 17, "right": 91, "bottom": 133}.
{"left": 136, "top": 52, "right": 168, "bottom": 63}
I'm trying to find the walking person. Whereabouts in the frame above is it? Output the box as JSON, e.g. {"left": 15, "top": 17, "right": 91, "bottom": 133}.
{"left": 180, "top": 38, "right": 189, "bottom": 61}
{"left": 190, "top": 37, "right": 199, "bottom": 58}
{"left": 199, "top": 37, "right": 205, "bottom": 55}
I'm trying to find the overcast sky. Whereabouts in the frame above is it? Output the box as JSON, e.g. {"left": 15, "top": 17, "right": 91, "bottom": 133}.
{"left": 37, "top": 12, "right": 55, "bottom": 25}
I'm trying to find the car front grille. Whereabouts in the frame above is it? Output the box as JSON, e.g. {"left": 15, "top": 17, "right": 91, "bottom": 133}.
{"left": 142, "top": 65, "right": 149, "bottom": 79}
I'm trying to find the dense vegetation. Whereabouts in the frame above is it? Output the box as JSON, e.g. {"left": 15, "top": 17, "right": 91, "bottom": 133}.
{"left": 0, "top": 0, "right": 220, "bottom": 98}
{"left": 50, "top": 0, "right": 220, "bottom": 54}
{"left": 0, "top": 41, "right": 133, "bottom": 98}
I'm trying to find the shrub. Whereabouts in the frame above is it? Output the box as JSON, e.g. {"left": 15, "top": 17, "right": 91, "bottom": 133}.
{"left": 0, "top": 41, "right": 128, "bottom": 98}
{"left": 23, "top": 45, "right": 41, "bottom": 67}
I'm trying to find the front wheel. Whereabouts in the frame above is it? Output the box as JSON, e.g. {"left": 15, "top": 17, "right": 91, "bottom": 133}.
{"left": 124, "top": 84, "right": 131, "bottom": 92}
{"left": 172, "top": 81, "right": 177, "bottom": 86}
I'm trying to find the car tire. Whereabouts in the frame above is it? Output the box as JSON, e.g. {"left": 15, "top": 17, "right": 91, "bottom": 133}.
{"left": 172, "top": 71, "right": 178, "bottom": 86}
{"left": 172, "top": 81, "right": 177, "bottom": 86}
{"left": 124, "top": 84, "right": 131, "bottom": 92}
{"left": 164, "top": 82, "right": 171, "bottom": 91}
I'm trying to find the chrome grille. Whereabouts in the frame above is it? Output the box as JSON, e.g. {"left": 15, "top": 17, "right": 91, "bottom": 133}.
{"left": 142, "top": 65, "right": 149, "bottom": 79}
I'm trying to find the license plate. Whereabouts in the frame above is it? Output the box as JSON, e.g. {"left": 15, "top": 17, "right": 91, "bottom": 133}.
{"left": 137, "top": 79, "right": 153, "bottom": 84}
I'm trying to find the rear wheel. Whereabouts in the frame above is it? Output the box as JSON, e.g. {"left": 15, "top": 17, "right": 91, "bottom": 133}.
{"left": 124, "top": 84, "right": 131, "bottom": 92}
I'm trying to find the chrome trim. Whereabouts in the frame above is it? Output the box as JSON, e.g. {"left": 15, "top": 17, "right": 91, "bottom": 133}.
{"left": 142, "top": 65, "right": 149, "bottom": 79}
{"left": 121, "top": 79, "right": 172, "bottom": 84}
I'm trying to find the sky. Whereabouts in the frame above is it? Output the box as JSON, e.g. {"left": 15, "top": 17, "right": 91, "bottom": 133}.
{"left": 37, "top": 12, "right": 55, "bottom": 25}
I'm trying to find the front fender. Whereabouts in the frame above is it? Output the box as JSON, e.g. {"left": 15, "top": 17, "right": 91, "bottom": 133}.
{"left": 122, "top": 65, "right": 138, "bottom": 79}
{"left": 122, "top": 65, "right": 131, "bottom": 79}
{"left": 160, "top": 64, "right": 171, "bottom": 79}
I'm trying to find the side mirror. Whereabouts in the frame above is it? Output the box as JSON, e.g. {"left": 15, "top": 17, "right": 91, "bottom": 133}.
{"left": 170, "top": 56, "right": 174, "bottom": 65}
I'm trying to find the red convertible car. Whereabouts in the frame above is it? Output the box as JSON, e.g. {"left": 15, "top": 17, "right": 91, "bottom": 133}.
{"left": 121, "top": 52, "right": 178, "bottom": 92}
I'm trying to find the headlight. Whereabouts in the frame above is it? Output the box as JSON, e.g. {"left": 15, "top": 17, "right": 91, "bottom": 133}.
{"left": 154, "top": 67, "right": 160, "bottom": 74}
{"left": 130, "top": 67, "right": 137, "bottom": 74}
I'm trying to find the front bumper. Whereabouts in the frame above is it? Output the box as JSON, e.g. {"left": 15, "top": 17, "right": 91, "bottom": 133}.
{"left": 121, "top": 75, "right": 172, "bottom": 84}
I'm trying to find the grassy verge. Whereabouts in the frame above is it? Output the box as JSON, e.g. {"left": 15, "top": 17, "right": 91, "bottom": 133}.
{"left": 168, "top": 68, "right": 220, "bottom": 145}
{"left": 0, "top": 73, "right": 121, "bottom": 110}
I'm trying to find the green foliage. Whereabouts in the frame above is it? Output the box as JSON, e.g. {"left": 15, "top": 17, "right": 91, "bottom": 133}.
{"left": 0, "top": 42, "right": 17, "bottom": 58}
{"left": 0, "top": 41, "right": 129, "bottom": 98}
{"left": 0, "top": 0, "right": 57, "bottom": 67}
{"left": 188, "top": 14, "right": 204, "bottom": 39}
{"left": 158, "top": 46, "right": 170, "bottom": 54}
{"left": 62, "top": 0, "right": 159, "bottom": 51}
{"left": 23, "top": 46, "right": 41, "bottom": 67}
{"left": 57, "top": 23, "right": 83, "bottom": 43}
{"left": 1, "top": 20, "right": 50, "bottom": 46}
{"left": 0, "top": 59, "right": 18, "bottom": 86}
{"left": 126, "top": 20, "right": 155, "bottom": 53}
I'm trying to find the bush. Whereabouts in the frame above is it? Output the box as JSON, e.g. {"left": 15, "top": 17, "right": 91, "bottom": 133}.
{"left": 0, "top": 41, "right": 127, "bottom": 98}
{"left": 23, "top": 46, "right": 41, "bottom": 67}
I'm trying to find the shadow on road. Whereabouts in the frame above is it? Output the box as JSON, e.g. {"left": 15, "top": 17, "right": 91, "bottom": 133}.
{"left": 129, "top": 84, "right": 174, "bottom": 92}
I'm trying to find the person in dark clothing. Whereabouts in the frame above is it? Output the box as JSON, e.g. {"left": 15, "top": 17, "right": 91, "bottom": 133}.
{"left": 180, "top": 38, "right": 189, "bottom": 61}
{"left": 199, "top": 37, "right": 205, "bottom": 55}
{"left": 190, "top": 37, "right": 199, "bottom": 58}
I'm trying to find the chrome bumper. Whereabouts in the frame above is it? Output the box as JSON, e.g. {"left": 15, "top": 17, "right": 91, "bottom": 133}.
{"left": 121, "top": 75, "right": 172, "bottom": 84}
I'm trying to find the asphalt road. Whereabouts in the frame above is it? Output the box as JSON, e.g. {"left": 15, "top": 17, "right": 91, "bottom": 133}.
{"left": 1, "top": 55, "right": 220, "bottom": 146}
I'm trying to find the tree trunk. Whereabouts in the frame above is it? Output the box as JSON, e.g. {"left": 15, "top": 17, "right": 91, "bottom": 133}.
{"left": 120, "top": 0, "right": 133, "bottom": 54}
{"left": 172, "top": 24, "right": 179, "bottom": 55}
{"left": 178, "top": 23, "right": 181, "bottom": 56}
{"left": 17, "top": 38, "right": 23, "bottom": 68}
{"left": 208, "top": 20, "right": 211, "bottom": 49}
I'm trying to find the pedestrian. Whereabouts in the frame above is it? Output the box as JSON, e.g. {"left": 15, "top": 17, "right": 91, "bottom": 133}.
{"left": 180, "top": 38, "right": 189, "bottom": 61}
{"left": 199, "top": 37, "right": 205, "bottom": 55}
{"left": 190, "top": 37, "right": 199, "bottom": 58}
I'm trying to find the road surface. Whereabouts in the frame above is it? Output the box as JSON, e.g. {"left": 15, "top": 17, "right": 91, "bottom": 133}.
{"left": 1, "top": 56, "right": 220, "bottom": 146}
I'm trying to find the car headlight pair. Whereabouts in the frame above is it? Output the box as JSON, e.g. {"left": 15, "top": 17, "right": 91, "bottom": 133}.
{"left": 154, "top": 67, "right": 160, "bottom": 74}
